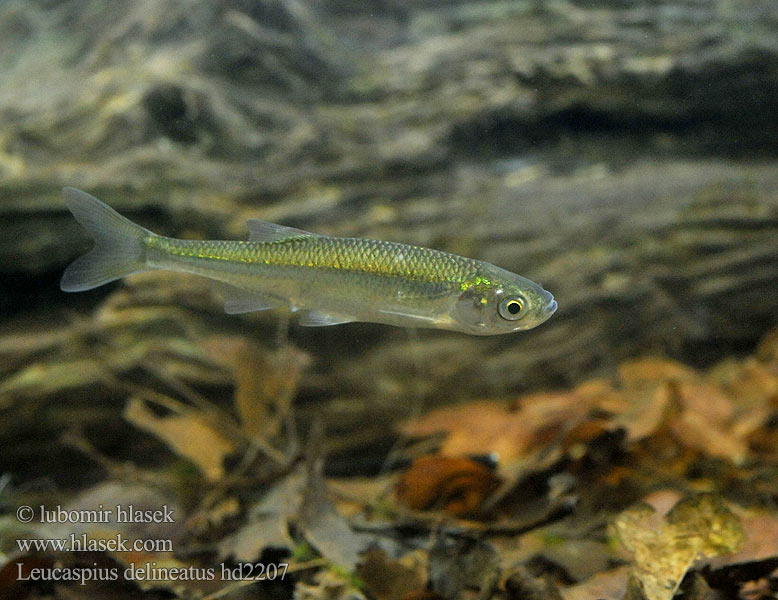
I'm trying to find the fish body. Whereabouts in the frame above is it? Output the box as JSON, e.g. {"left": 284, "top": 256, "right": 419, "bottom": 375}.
{"left": 60, "top": 188, "right": 557, "bottom": 334}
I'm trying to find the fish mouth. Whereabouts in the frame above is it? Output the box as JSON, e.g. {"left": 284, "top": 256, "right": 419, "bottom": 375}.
{"left": 533, "top": 298, "right": 557, "bottom": 325}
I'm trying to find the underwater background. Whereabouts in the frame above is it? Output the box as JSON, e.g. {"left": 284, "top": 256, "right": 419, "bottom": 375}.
{"left": 2, "top": 1, "right": 778, "bottom": 599}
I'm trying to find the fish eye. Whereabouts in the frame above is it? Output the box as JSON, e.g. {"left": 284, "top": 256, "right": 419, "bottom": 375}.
{"left": 498, "top": 296, "right": 527, "bottom": 320}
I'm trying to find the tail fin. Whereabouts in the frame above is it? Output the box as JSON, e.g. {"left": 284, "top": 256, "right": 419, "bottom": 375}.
{"left": 60, "top": 187, "right": 153, "bottom": 292}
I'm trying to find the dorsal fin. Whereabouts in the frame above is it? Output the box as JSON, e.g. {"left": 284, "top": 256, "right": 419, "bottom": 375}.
{"left": 246, "top": 219, "right": 316, "bottom": 242}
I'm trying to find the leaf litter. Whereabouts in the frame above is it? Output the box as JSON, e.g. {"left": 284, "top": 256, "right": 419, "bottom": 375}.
{"left": 4, "top": 277, "right": 778, "bottom": 598}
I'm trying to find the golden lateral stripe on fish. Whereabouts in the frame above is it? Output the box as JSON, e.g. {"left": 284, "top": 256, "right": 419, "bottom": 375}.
{"left": 60, "top": 187, "right": 557, "bottom": 335}
{"left": 147, "top": 235, "right": 474, "bottom": 284}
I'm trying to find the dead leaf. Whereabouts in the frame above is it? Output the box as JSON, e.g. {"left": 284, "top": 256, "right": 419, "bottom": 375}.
{"left": 206, "top": 497, "right": 241, "bottom": 529}
{"left": 560, "top": 566, "right": 630, "bottom": 600}
{"left": 504, "top": 564, "right": 564, "bottom": 600}
{"left": 537, "top": 538, "right": 616, "bottom": 583}
{"left": 707, "top": 509, "right": 778, "bottom": 568}
{"left": 402, "top": 401, "right": 525, "bottom": 461}
{"left": 356, "top": 549, "right": 426, "bottom": 600}
{"left": 611, "top": 383, "right": 672, "bottom": 442}
{"left": 611, "top": 494, "right": 745, "bottom": 600}
{"left": 0, "top": 359, "right": 105, "bottom": 405}
{"left": 395, "top": 455, "right": 500, "bottom": 517}
{"left": 399, "top": 593, "right": 446, "bottom": 600}
{"left": 676, "top": 382, "right": 734, "bottom": 424}
{"left": 618, "top": 358, "right": 698, "bottom": 387}
{"left": 669, "top": 409, "right": 748, "bottom": 464}
{"left": 574, "top": 378, "right": 628, "bottom": 414}
{"left": 218, "top": 467, "right": 306, "bottom": 560}
{"left": 294, "top": 569, "right": 367, "bottom": 600}
{"left": 428, "top": 534, "right": 501, "bottom": 599}
{"left": 640, "top": 489, "right": 684, "bottom": 515}
{"left": 562, "top": 419, "right": 614, "bottom": 458}
{"left": 299, "top": 453, "right": 398, "bottom": 570}
{"left": 202, "top": 336, "right": 309, "bottom": 441}
{"left": 124, "top": 397, "right": 235, "bottom": 481}
{"left": 402, "top": 393, "right": 594, "bottom": 465}
{"left": 738, "top": 578, "right": 775, "bottom": 600}
{"left": 329, "top": 474, "right": 398, "bottom": 519}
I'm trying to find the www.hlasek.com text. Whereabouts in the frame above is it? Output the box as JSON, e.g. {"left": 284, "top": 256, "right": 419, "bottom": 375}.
{"left": 17, "top": 532, "right": 173, "bottom": 554}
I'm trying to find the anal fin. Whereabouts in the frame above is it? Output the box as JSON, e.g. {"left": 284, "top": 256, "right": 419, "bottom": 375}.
{"left": 297, "top": 310, "right": 356, "bottom": 327}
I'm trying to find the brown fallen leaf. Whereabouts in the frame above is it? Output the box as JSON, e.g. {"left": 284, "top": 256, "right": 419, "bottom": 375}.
{"left": 676, "top": 381, "right": 734, "bottom": 424}
{"left": 402, "top": 401, "right": 526, "bottom": 461}
{"left": 707, "top": 508, "right": 778, "bottom": 569}
{"left": 395, "top": 455, "right": 501, "bottom": 517}
{"left": 611, "top": 382, "right": 672, "bottom": 442}
{"left": 0, "top": 359, "right": 105, "bottom": 406}
{"left": 504, "top": 565, "right": 565, "bottom": 600}
{"left": 669, "top": 409, "right": 748, "bottom": 464}
{"left": 714, "top": 358, "right": 778, "bottom": 413}
{"left": 124, "top": 397, "right": 235, "bottom": 481}
{"left": 559, "top": 566, "right": 630, "bottom": 600}
{"left": 573, "top": 378, "right": 628, "bottom": 414}
{"left": 402, "top": 392, "right": 595, "bottom": 466}
{"left": 357, "top": 548, "right": 426, "bottom": 600}
{"left": 618, "top": 358, "right": 698, "bottom": 387}
{"left": 738, "top": 578, "right": 775, "bottom": 600}
{"left": 611, "top": 361, "right": 769, "bottom": 464}
{"left": 611, "top": 493, "right": 745, "bottom": 600}
{"left": 202, "top": 336, "right": 309, "bottom": 442}
{"left": 562, "top": 419, "right": 614, "bottom": 457}
{"left": 399, "top": 592, "right": 446, "bottom": 600}
{"left": 328, "top": 473, "right": 398, "bottom": 519}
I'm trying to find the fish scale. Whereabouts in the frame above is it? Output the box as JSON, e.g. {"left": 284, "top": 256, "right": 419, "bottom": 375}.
{"left": 149, "top": 235, "right": 477, "bottom": 285}
{"left": 60, "top": 187, "right": 556, "bottom": 334}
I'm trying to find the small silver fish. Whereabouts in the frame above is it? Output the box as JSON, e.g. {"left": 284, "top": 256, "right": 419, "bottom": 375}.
{"left": 61, "top": 188, "right": 557, "bottom": 334}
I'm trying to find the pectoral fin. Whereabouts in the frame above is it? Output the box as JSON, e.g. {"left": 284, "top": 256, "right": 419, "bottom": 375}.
{"left": 377, "top": 308, "right": 439, "bottom": 324}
